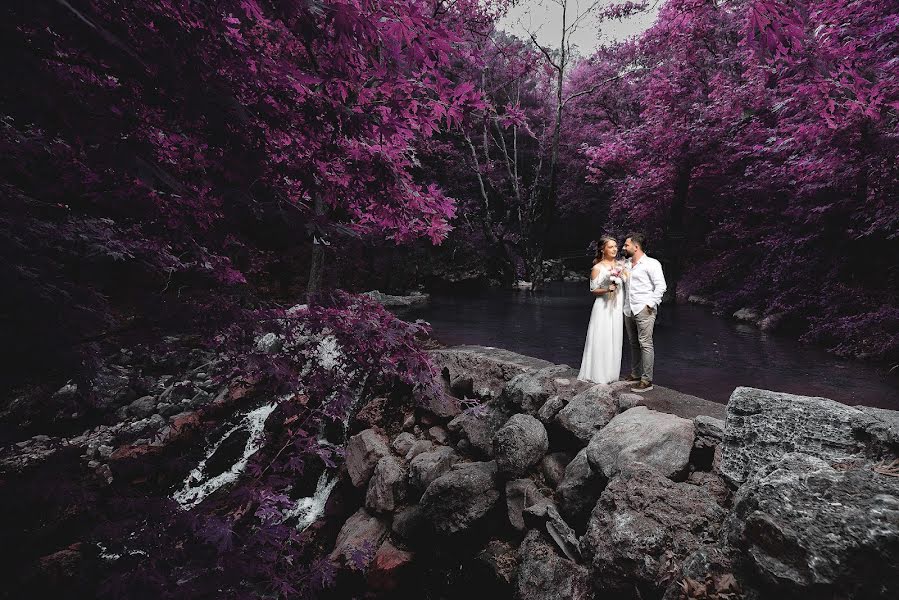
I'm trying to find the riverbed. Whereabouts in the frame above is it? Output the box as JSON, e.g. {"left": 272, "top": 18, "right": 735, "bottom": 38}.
{"left": 407, "top": 282, "right": 899, "bottom": 409}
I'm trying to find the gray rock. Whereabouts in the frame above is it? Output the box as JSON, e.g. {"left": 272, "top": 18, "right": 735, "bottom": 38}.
{"left": 345, "top": 429, "right": 390, "bottom": 488}
{"left": 852, "top": 405, "right": 899, "bottom": 457}
{"left": 450, "top": 459, "right": 498, "bottom": 476}
{"left": 329, "top": 508, "right": 389, "bottom": 567}
{"left": 556, "top": 448, "right": 605, "bottom": 528}
{"left": 536, "top": 395, "right": 565, "bottom": 424}
{"left": 447, "top": 404, "right": 511, "bottom": 458}
{"left": 404, "top": 439, "right": 435, "bottom": 460}
{"left": 616, "top": 392, "right": 645, "bottom": 412}
{"left": 686, "top": 470, "right": 731, "bottom": 507}
{"left": 581, "top": 465, "right": 725, "bottom": 597}
{"left": 429, "top": 345, "right": 554, "bottom": 401}
{"left": 553, "top": 385, "right": 617, "bottom": 446}
{"left": 693, "top": 414, "right": 725, "bottom": 471}
{"left": 687, "top": 294, "right": 715, "bottom": 307}
{"left": 694, "top": 415, "right": 724, "bottom": 447}
{"left": 419, "top": 461, "right": 500, "bottom": 534}
{"left": 517, "top": 530, "right": 592, "bottom": 600}
{"left": 540, "top": 451, "right": 574, "bottom": 489}
{"left": 587, "top": 406, "right": 694, "bottom": 480}
{"left": 402, "top": 412, "right": 415, "bottom": 431}
{"left": 720, "top": 387, "right": 870, "bottom": 486}
{"left": 759, "top": 312, "right": 787, "bottom": 332}
{"left": 522, "top": 502, "right": 582, "bottom": 562}
{"left": 365, "top": 455, "right": 407, "bottom": 513}
{"left": 391, "top": 432, "right": 416, "bottom": 457}
{"left": 505, "top": 478, "right": 552, "bottom": 532}
{"left": 124, "top": 395, "right": 158, "bottom": 419}
{"left": 362, "top": 290, "right": 429, "bottom": 308}
{"left": 428, "top": 425, "right": 450, "bottom": 445}
{"left": 421, "top": 391, "right": 462, "bottom": 419}
{"left": 254, "top": 332, "right": 283, "bottom": 354}
{"left": 732, "top": 308, "right": 760, "bottom": 322}
{"left": 408, "top": 445, "right": 459, "bottom": 493}
{"left": 504, "top": 365, "right": 593, "bottom": 414}
{"left": 391, "top": 504, "right": 426, "bottom": 541}
{"left": 726, "top": 452, "right": 899, "bottom": 596}
{"left": 493, "top": 414, "right": 549, "bottom": 477}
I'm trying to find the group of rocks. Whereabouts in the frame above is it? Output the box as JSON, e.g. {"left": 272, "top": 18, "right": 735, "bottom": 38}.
{"left": 328, "top": 345, "right": 899, "bottom": 600}
{"left": 0, "top": 341, "right": 241, "bottom": 481}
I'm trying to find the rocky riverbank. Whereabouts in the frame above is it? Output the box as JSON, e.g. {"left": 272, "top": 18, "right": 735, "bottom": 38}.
{"left": 326, "top": 345, "right": 899, "bottom": 599}
{"left": 2, "top": 342, "right": 898, "bottom": 599}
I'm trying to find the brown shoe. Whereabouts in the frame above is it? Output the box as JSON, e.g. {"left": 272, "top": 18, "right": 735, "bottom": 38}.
{"left": 624, "top": 373, "right": 641, "bottom": 382}
{"left": 631, "top": 380, "right": 654, "bottom": 393}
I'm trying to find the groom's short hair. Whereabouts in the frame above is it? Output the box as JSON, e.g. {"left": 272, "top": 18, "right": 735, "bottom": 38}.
{"left": 625, "top": 232, "right": 646, "bottom": 250}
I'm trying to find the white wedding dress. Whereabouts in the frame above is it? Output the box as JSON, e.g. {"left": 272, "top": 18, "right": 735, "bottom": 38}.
{"left": 577, "top": 264, "right": 624, "bottom": 383}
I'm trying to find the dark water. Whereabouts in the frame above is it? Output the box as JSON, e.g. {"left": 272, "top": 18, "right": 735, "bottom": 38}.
{"left": 407, "top": 281, "right": 899, "bottom": 410}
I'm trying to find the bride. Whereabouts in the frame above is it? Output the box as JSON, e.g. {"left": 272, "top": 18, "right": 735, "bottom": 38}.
{"left": 577, "top": 235, "right": 624, "bottom": 384}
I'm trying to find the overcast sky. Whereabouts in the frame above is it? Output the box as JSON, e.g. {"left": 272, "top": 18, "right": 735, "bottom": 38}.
{"left": 498, "top": 0, "right": 660, "bottom": 56}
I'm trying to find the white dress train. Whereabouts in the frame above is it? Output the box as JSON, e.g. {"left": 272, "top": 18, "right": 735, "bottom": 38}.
{"left": 577, "top": 264, "right": 624, "bottom": 384}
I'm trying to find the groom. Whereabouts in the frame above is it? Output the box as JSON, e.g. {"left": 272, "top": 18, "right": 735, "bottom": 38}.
{"left": 622, "top": 233, "right": 667, "bottom": 392}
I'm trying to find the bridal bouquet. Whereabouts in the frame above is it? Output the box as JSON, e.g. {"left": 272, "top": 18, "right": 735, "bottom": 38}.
{"left": 608, "top": 264, "right": 624, "bottom": 293}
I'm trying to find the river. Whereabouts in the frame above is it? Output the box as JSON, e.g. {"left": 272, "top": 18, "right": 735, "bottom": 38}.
{"left": 407, "top": 281, "right": 899, "bottom": 410}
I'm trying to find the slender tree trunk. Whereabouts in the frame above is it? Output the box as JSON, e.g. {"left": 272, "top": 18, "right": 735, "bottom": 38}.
{"left": 307, "top": 194, "right": 325, "bottom": 299}
{"left": 666, "top": 163, "right": 692, "bottom": 300}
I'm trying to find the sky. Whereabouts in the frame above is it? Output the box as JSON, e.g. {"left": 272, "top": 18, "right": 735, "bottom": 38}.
{"left": 498, "top": 0, "right": 660, "bottom": 56}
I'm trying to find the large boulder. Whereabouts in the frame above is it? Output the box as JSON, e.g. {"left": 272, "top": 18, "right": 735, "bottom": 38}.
{"left": 448, "top": 404, "right": 512, "bottom": 458}
{"left": 720, "top": 387, "right": 873, "bottom": 486}
{"left": 725, "top": 452, "right": 899, "bottom": 597}
{"left": 580, "top": 466, "right": 725, "bottom": 597}
{"left": 516, "top": 530, "right": 593, "bottom": 600}
{"left": 553, "top": 386, "right": 617, "bottom": 447}
{"left": 408, "top": 446, "right": 459, "bottom": 494}
{"left": 493, "top": 414, "right": 549, "bottom": 477}
{"left": 504, "top": 365, "right": 593, "bottom": 414}
{"left": 419, "top": 461, "right": 500, "bottom": 535}
{"left": 329, "top": 508, "right": 389, "bottom": 568}
{"left": 365, "top": 455, "right": 407, "bottom": 513}
{"left": 345, "top": 429, "right": 390, "bottom": 488}
{"left": 556, "top": 448, "right": 605, "bottom": 529}
{"left": 429, "top": 345, "right": 554, "bottom": 400}
{"left": 586, "top": 406, "right": 694, "bottom": 480}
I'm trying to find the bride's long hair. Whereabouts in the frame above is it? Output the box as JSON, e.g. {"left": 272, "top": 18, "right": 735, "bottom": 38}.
{"left": 592, "top": 235, "right": 617, "bottom": 265}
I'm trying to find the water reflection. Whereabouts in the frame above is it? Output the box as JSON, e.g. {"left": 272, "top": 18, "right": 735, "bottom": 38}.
{"left": 408, "top": 282, "right": 899, "bottom": 409}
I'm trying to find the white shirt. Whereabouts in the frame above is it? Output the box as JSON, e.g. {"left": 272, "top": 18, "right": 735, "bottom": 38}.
{"left": 623, "top": 254, "right": 667, "bottom": 316}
